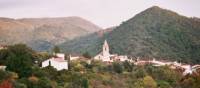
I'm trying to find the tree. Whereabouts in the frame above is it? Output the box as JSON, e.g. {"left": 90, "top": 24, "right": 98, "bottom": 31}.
{"left": 133, "top": 79, "right": 144, "bottom": 88}
{"left": 0, "top": 49, "right": 9, "bottom": 65}
{"left": 82, "top": 78, "right": 89, "bottom": 88}
{"left": 112, "top": 62, "right": 123, "bottom": 73}
{"left": 133, "top": 76, "right": 157, "bottom": 88}
{"left": 0, "top": 70, "right": 9, "bottom": 82}
{"left": 42, "top": 66, "right": 57, "bottom": 80}
{"left": 68, "top": 74, "right": 89, "bottom": 88}
{"left": 157, "top": 80, "right": 171, "bottom": 88}
{"left": 31, "top": 66, "right": 47, "bottom": 78}
{"left": 34, "top": 52, "right": 51, "bottom": 66}
{"left": 13, "top": 82, "right": 27, "bottom": 88}
{"left": 5, "top": 44, "right": 34, "bottom": 77}
{"left": 123, "top": 61, "right": 133, "bottom": 72}
{"left": 37, "top": 77, "right": 52, "bottom": 88}
{"left": 135, "top": 67, "right": 147, "bottom": 78}
{"left": 179, "top": 75, "right": 200, "bottom": 88}
{"left": 82, "top": 52, "right": 91, "bottom": 59}
{"left": 18, "top": 77, "right": 52, "bottom": 88}
{"left": 146, "top": 66, "right": 181, "bottom": 85}
{"left": 52, "top": 46, "right": 60, "bottom": 54}
{"left": 0, "top": 80, "right": 13, "bottom": 88}
{"left": 142, "top": 76, "right": 157, "bottom": 88}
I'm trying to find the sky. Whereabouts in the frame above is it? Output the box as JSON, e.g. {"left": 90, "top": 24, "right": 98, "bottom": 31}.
{"left": 0, "top": 0, "right": 199, "bottom": 28}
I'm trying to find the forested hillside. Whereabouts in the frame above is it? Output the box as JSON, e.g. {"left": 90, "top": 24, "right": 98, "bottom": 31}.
{"left": 60, "top": 30, "right": 110, "bottom": 56}
{"left": 60, "top": 6, "right": 200, "bottom": 64}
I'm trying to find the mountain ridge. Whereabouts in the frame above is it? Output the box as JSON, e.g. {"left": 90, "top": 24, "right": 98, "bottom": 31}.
{"left": 0, "top": 16, "right": 102, "bottom": 51}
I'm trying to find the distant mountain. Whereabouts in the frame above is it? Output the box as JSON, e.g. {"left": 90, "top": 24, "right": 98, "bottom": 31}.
{"left": 60, "top": 6, "right": 200, "bottom": 64}
{"left": 0, "top": 16, "right": 102, "bottom": 51}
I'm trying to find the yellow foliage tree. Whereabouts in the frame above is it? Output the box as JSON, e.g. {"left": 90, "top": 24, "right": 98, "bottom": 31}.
{"left": 142, "top": 76, "right": 157, "bottom": 88}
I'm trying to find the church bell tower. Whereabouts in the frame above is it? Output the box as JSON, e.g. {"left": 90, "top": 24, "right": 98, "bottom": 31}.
{"left": 102, "top": 40, "right": 110, "bottom": 57}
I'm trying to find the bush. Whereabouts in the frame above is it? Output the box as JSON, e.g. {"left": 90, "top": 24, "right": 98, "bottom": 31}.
{"left": 112, "top": 62, "right": 123, "bottom": 73}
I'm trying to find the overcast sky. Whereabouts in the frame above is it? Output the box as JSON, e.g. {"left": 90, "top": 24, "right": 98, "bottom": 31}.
{"left": 0, "top": 0, "right": 199, "bottom": 28}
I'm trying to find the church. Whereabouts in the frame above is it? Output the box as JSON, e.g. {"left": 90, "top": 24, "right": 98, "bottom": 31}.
{"left": 94, "top": 40, "right": 130, "bottom": 62}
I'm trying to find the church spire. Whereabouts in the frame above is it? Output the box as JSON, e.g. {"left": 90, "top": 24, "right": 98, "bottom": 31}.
{"left": 104, "top": 40, "right": 108, "bottom": 48}
{"left": 102, "top": 40, "right": 110, "bottom": 56}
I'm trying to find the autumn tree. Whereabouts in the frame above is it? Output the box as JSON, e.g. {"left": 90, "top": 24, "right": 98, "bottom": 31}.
{"left": 142, "top": 76, "right": 157, "bottom": 88}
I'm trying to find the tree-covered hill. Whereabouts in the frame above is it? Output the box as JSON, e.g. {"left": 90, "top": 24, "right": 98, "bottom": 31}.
{"left": 59, "top": 29, "right": 111, "bottom": 56}
{"left": 107, "top": 6, "right": 200, "bottom": 64}
{"left": 60, "top": 6, "right": 200, "bottom": 64}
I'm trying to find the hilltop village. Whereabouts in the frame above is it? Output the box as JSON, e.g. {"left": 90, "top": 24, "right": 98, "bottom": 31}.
{"left": 93, "top": 40, "right": 200, "bottom": 76}
{"left": 1, "top": 40, "right": 200, "bottom": 88}
{"left": 27, "top": 40, "right": 200, "bottom": 76}
{"left": 1, "top": 40, "right": 200, "bottom": 76}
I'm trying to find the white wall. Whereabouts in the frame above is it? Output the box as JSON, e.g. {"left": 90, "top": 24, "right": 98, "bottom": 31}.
{"left": 42, "top": 59, "right": 68, "bottom": 71}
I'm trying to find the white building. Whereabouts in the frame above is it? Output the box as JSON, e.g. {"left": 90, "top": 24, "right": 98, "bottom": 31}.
{"left": 179, "top": 65, "right": 200, "bottom": 76}
{"left": 0, "top": 66, "right": 6, "bottom": 71}
{"left": 150, "top": 58, "right": 170, "bottom": 66}
{"left": 42, "top": 53, "right": 68, "bottom": 71}
{"left": 94, "top": 40, "right": 112, "bottom": 62}
{"left": 69, "top": 54, "right": 80, "bottom": 61}
{"left": 134, "top": 58, "right": 200, "bottom": 76}
{"left": 0, "top": 45, "right": 7, "bottom": 50}
{"left": 94, "top": 40, "right": 129, "bottom": 62}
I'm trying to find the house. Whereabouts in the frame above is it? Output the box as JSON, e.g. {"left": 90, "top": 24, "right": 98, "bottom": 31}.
{"left": 0, "top": 45, "right": 7, "bottom": 50}
{"left": 134, "top": 57, "right": 151, "bottom": 65}
{"left": 0, "top": 66, "right": 6, "bottom": 71}
{"left": 134, "top": 58, "right": 200, "bottom": 76}
{"left": 94, "top": 40, "right": 129, "bottom": 62}
{"left": 42, "top": 53, "right": 68, "bottom": 71}
{"left": 179, "top": 65, "right": 200, "bottom": 75}
{"left": 69, "top": 54, "right": 80, "bottom": 61}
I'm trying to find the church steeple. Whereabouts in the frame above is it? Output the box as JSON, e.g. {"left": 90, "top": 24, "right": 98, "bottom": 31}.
{"left": 102, "top": 40, "right": 110, "bottom": 56}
